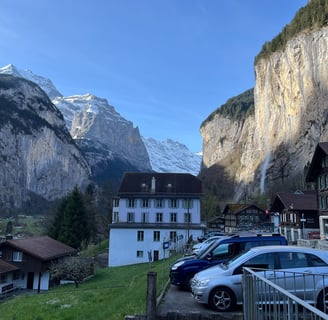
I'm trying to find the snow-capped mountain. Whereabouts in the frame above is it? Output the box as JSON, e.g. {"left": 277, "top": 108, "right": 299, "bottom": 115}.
{"left": 0, "top": 64, "right": 62, "bottom": 99}
{"left": 0, "top": 64, "right": 202, "bottom": 176}
{"left": 61, "top": 93, "right": 152, "bottom": 172}
{"left": 142, "top": 137, "right": 202, "bottom": 176}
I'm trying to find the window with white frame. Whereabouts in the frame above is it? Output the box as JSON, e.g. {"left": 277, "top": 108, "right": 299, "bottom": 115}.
{"left": 127, "top": 199, "right": 135, "bottom": 208}
{"left": 142, "top": 199, "right": 149, "bottom": 208}
{"left": 184, "top": 212, "right": 191, "bottom": 223}
{"left": 136, "top": 250, "right": 143, "bottom": 258}
{"left": 155, "top": 199, "right": 164, "bottom": 208}
{"left": 170, "top": 199, "right": 178, "bottom": 208}
{"left": 127, "top": 212, "right": 135, "bottom": 223}
{"left": 113, "top": 198, "right": 119, "bottom": 207}
{"left": 141, "top": 212, "right": 148, "bottom": 223}
{"left": 153, "top": 231, "right": 160, "bottom": 241}
{"left": 183, "top": 199, "right": 193, "bottom": 209}
{"left": 170, "top": 212, "right": 177, "bottom": 223}
{"left": 113, "top": 211, "right": 119, "bottom": 223}
{"left": 156, "top": 212, "right": 163, "bottom": 223}
{"left": 137, "top": 230, "right": 144, "bottom": 241}
{"left": 170, "top": 231, "right": 177, "bottom": 242}
{"left": 13, "top": 251, "right": 22, "bottom": 262}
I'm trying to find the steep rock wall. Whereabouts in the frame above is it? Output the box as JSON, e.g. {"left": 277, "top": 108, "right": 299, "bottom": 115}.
{"left": 0, "top": 75, "right": 91, "bottom": 207}
{"left": 201, "top": 27, "right": 328, "bottom": 199}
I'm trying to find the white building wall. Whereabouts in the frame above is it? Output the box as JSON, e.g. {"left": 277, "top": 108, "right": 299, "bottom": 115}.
{"left": 115, "top": 198, "right": 201, "bottom": 224}
{"left": 109, "top": 195, "right": 202, "bottom": 267}
{"left": 109, "top": 226, "right": 203, "bottom": 267}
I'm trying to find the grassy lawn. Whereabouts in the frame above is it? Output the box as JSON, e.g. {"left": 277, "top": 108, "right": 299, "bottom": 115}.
{"left": 0, "top": 254, "right": 178, "bottom": 320}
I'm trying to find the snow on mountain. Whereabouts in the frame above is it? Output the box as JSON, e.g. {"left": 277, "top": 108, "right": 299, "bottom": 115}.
{"left": 1, "top": 64, "right": 202, "bottom": 175}
{"left": 0, "top": 64, "right": 62, "bottom": 99}
{"left": 142, "top": 137, "right": 202, "bottom": 176}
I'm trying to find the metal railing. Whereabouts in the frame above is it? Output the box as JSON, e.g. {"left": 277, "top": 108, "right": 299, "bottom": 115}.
{"left": 243, "top": 267, "right": 328, "bottom": 320}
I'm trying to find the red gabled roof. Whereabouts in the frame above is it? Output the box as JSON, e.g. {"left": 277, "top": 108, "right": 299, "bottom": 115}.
{"left": 0, "top": 259, "right": 19, "bottom": 274}
{"left": 0, "top": 236, "right": 77, "bottom": 261}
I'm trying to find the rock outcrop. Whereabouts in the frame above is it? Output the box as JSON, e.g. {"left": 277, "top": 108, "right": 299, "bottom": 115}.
{"left": 0, "top": 74, "right": 91, "bottom": 207}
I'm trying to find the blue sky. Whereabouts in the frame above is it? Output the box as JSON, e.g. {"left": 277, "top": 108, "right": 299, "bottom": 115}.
{"left": 0, "top": 0, "right": 306, "bottom": 152}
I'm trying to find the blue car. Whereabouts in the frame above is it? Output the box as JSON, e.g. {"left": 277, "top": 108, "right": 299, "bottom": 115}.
{"left": 169, "top": 233, "right": 288, "bottom": 290}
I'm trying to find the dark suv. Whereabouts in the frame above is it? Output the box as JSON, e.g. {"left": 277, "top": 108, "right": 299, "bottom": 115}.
{"left": 169, "top": 233, "right": 288, "bottom": 290}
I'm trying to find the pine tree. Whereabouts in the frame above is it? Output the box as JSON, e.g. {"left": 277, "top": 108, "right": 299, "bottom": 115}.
{"left": 48, "top": 186, "right": 91, "bottom": 249}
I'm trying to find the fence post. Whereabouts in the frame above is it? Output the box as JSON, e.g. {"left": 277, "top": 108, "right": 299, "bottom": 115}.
{"left": 146, "top": 271, "right": 157, "bottom": 319}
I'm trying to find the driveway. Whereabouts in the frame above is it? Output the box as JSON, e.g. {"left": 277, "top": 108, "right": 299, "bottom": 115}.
{"left": 157, "top": 284, "right": 243, "bottom": 319}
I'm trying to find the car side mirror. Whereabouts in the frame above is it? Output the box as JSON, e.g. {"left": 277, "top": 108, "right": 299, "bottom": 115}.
{"left": 206, "top": 253, "right": 213, "bottom": 260}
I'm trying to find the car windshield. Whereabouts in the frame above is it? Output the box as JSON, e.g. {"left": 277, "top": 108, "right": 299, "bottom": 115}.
{"left": 197, "top": 239, "right": 222, "bottom": 258}
{"left": 225, "top": 250, "right": 255, "bottom": 268}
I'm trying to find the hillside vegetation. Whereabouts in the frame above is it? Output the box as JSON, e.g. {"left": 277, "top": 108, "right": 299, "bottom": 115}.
{"left": 201, "top": 88, "right": 254, "bottom": 127}
{"left": 0, "top": 254, "right": 177, "bottom": 320}
{"left": 255, "top": 0, "right": 328, "bottom": 63}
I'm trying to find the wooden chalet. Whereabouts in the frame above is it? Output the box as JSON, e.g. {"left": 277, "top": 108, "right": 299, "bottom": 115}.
{"left": 223, "top": 204, "right": 271, "bottom": 233}
{"left": 306, "top": 142, "right": 328, "bottom": 239}
{"left": 0, "top": 236, "right": 77, "bottom": 291}
{"left": 270, "top": 191, "right": 319, "bottom": 242}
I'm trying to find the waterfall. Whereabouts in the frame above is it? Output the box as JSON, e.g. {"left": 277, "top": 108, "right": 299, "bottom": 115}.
{"left": 260, "top": 61, "right": 271, "bottom": 194}
{"left": 260, "top": 152, "right": 271, "bottom": 193}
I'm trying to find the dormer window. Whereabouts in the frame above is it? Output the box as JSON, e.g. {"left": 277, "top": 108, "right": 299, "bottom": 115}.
{"left": 13, "top": 251, "right": 22, "bottom": 262}
{"left": 141, "top": 183, "right": 148, "bottom": 192}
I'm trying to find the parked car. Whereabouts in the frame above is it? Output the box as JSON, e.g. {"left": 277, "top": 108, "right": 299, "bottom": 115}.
{"left": 170, "top": 233, "right": 287, "bottom": 290}
{"left": 197, "top": 231, "right": 225, "bottom": 242}
{"left": 192, "top": 236, "right": 225, "bottom": 255}
{"left": 191, "top": 245, "right": 328, "bottom": 312}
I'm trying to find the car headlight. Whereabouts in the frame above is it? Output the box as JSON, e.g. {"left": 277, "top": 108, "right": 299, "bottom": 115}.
{"left": 193, "top": 278, "right": 210, "bottom": 287}
{"left": 171, "top": 261, "right": 185, "bottom": 270}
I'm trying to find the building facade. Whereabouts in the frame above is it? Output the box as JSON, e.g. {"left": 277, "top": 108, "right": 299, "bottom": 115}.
{"left": 109, "top": 173, "right": 204, "bottom": 267}
{"left": 306, "top": 142, "right": 328, "bottom": 239}
{"left": 270, "top": 191, "right": 319, "bottom": 243}
{"left": 0, "top": 236, "right": 77, "bottom": 291}
{"left": 223, "top": 204, "right": 272, "bottom": 233}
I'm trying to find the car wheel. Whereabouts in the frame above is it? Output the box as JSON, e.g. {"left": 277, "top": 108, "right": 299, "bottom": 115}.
{"left": 183, "top": 273, "right": 194, "bottom": 291}
{"left": 209, "top": 286, "right": 236, "bottom": 312}
{"left": 317, "top": 288, "right": 328, "bottom": 313}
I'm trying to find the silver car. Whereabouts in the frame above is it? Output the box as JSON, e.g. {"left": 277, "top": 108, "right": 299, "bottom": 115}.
{"left": 191, "top": 236, "right": 225, "bottom": 255}
{"left": 191, "top": 245, "right": 328, "bottom": 312}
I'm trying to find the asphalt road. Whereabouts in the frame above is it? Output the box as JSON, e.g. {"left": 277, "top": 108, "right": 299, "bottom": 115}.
{"left": 157, "top": 284, "right": 243, "bottom": 319}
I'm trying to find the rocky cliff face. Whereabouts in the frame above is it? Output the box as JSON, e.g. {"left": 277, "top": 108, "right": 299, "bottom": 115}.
{"left": 54, "top": 94, "right": 152, "bottom": 173}
{"left": 0, "top": 75, "right": 91, "bottom": 207}
{"left": 201, "top": 27, "right": 328, "bottom": 200}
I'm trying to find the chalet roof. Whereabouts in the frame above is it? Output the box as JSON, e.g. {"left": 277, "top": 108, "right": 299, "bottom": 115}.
{"left": 118, "top": 172, "right": 202, "bottom": 196}
{"left": 0, "top": 236, "right": 77, "bottom": 261}
{"left": 271, "top": 191, "right": 317, "bottom": 211}
{"left": 306, "top": 142, "right": 328, "bottom": 182}
{"left": 0, "top": 259, "right": 19, "bottom": 274}
{"left": 223, "top": 204, "right": 266, "bottom": 215}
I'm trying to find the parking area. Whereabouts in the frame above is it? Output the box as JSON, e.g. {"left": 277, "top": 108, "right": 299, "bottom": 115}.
{"left": 157, "top": 284, "right": 243, "bottom": 319}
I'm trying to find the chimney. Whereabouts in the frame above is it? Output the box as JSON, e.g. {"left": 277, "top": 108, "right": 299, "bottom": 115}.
{"left": 151, "top": 176, "right": 156, "bottom": 193}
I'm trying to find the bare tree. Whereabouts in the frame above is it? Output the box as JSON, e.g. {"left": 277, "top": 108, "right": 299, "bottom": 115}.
{"left": 50, "top": 257, "right": 94, "bottom": 288}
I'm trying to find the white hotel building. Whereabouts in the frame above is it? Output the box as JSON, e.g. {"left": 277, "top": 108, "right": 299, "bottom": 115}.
{"left": 108, "top": 172, "right": 204, "bottom": 267}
